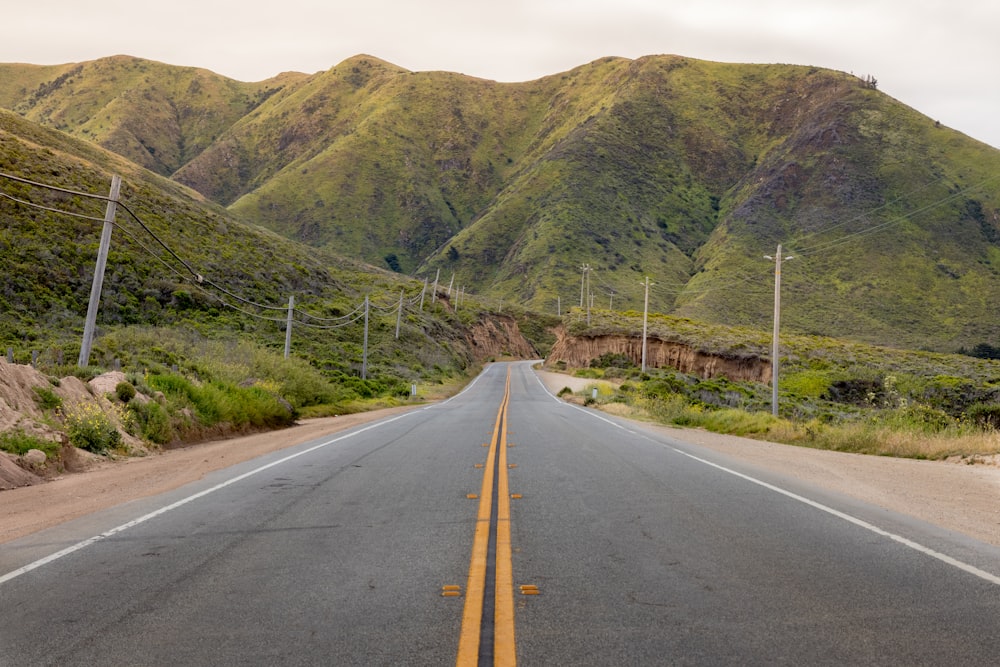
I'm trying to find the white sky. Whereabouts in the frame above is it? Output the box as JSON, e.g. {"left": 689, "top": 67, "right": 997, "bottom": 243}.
{"left": 5, "top": 0, "right": 999, "bottom": 148}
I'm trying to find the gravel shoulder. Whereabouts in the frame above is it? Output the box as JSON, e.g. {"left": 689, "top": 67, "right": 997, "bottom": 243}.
{"left": 4, "top": 372, "right": 1000, "bottom": 550}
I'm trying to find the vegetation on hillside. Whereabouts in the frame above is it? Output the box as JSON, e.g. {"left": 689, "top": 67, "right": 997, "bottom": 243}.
{"left": 3, "top": 55, "right": 1000, "bottom": 352}
{"left": 557, "top": 310, "right": 1000, "bottom": 459}
{"left": 0, "top": 108, "right": 544, "bottom": 446}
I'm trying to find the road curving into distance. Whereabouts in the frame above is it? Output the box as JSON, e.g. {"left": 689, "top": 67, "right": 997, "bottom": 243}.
{"left": 3, "top": 361, "right": 1000, "bottom": 665}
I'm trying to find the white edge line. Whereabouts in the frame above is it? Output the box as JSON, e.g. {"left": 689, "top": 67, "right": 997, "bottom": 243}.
{"left": 556, "top": 389, "right": 1000, "bottom": 587}
{"left": 0, "top": 409, "right": 422, "bottom": 587}
{"left": 671, "top": 448, "right": 1000, "bottom": 586}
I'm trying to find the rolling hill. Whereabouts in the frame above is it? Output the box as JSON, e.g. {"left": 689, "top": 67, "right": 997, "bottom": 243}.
{"left": 2, "top": 54, "right": 999, "bottom": 352}
{"left": 0, "top": 108, "right": 538, "bottom": 387}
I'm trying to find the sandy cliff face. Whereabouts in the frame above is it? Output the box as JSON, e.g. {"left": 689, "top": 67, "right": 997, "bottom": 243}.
{"left": 546, "top": 329, "right": 771, "bottom": 383}
{"left": 465, "top": 315, "right": 537, "bottom": 360}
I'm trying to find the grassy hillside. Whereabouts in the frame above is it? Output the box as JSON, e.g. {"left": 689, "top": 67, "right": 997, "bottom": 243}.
{"left": 3, "top": 54, "right": 1000, "bottom": 353}
{"left": 0, "top": 56, "right": 303, "bottom": 177}
{"left": 0, "top": 109, "right": 540, "bottom": 408}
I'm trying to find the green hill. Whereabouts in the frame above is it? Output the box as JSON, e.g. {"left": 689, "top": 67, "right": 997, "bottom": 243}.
{"left": 2, "top": 54, "right": 999, "bottom": 353}
{"left": 0, "top": 108, "right": 536, "bottom": 395}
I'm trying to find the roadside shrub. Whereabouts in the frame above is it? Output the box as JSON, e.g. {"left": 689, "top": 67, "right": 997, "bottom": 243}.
{"left": 0, "top": 430, "right": 60, "bottom": 459}
{"left": 145, "top": 373, "right": 293, "bottom": 430}
{"left": 115, "top": 381, "right": 137, "bottom": 403}
{"left": 32, "top": 385, "right": 62, "bottom": 410}
{"left": 64, "top": 403, "right": 121, "bottom": 452}
{"left": 590, "top": 352, "right": 635, "bottom": 369}
{"left": 965, "top": 403, "right": 1000, "bottom": 430}
{"left": 127, "top": 400, "right": 174, "bottom": 444}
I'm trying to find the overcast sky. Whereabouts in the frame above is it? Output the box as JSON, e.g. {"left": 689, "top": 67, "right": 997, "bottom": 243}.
{"left": 6, "top": 1, "right": 999, "bottom": 148}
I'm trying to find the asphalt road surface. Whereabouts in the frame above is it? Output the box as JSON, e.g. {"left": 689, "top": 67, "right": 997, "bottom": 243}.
{"left": 4, "top": 361, "right": 1000, "bottom": 665}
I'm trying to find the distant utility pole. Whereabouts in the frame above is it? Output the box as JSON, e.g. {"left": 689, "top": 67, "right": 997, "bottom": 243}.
{"left": 420, "top": 278, "right": 427, "bottom": 310}
{"left": 764, "top": 244, "right": 794, "bottom": 417}
{"left": 284, "top": 294, "right": 295, "bottom": 358}
{"left": 557, "top": 296, "right": 561, "bottom": 317}
{"left": 361, "top": 295, "right": 370, "bottom": 380}
{"left": 609, "top": 289, "right": 616, "bottom": 310}
{"left": 79, "top": 174, "right": 121, "bottom": 367}
{"left": 395, "top": 289, "right": 403, "bottom": 339}
{"left": 447, "top": 273, "right": 455, "bottom": 296}
{"left": 431, "top": 269, "right": 440, "bottom": 304}
{"left": 640, "top": 276, "right": 652, "bottom": 373}
{"left": 579, "top": 264, "right": 590, "bottom": 308}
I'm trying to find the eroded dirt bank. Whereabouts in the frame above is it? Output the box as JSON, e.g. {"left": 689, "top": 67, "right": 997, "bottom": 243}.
{"left": 546, "top": 328, "right": 770, "bottom": 382}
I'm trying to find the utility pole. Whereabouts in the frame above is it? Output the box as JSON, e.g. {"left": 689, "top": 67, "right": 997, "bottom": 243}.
{"left": 579, "top": 264, "right": 590, "bottom": 308}
{"left": 284, "top": 294, "right": 294, "bottom": 358}
{"left": 557, "top": 296, "right": 561, "bottom": 317}
{"left": 609, "top": 289, "right": 616, "bottom": 310}
{"left": 640, "top": 276, "right": 652, "bottom": 373}
{"left": 431, "top": 269, "right": 440, "bottom": 304}
{"left": 420, "top": 278, "right": 427, "bottom": 310}
{"left": 395, "top": 289, "right": 403, "bottom": 339}
{"left": 361, "top": 295, "right": 369, "bottom": 380}
{"left": 79, "top": 174, "right": 121, "bottom": 367}
{"left": 765, "top": 244, "right": 794, "bottom": 417}
{"left": 447, "top": 273, "right": 455, "bottom": 296}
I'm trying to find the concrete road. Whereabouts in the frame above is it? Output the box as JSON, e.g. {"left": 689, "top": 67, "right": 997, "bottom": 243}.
{"left": 3, "top": 361, "right": 1000, "bottom": 665}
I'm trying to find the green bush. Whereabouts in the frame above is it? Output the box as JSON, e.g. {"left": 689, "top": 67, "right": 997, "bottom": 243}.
{"left": 965, "top": 403, "right": 1000, "bottom": 430}
{"left": 0, "top": 430, "right": 60, "bottom": 459}
{"left": 127, "top": 400, "right": 174, "bottom": 444}
{"left": 64, "top": 403, "right": 121, "bottom": 452}
{"left": 115, "top": 381, "right": 137, "bottom": 403}
{"left": 32, "top": 385, "right": 62, "bottom": 410}
{"left": 590, "top": 352, "right": 635, "bottom": 369}
{"left": 145, "top": 373, "right": 293, "bottom": 430}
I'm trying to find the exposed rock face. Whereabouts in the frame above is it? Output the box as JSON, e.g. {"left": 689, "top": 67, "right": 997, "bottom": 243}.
{"left": 466, "top": 315, "right": 537, "bottom": 360}
{"left": 546, "top": 331, "right": 771, "bottom": 383}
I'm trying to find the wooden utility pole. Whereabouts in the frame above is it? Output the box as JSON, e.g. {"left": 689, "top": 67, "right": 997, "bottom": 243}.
{"left": 284, "top": 295, "right": 294, "bottom": 358}
{"left": 361, "top": 295, "right": 369, "bottom": 380}
{"left": 79, "top": 174, "right": 121, "bottom": 367}
{"left": 395, "top": 290, "right": 403, "bottom": 339}
{"left": 765, "top": 244, "right": 793, "bottom": 416}
{"left": 640, "top": 276, "right": 651, "bottom": 373}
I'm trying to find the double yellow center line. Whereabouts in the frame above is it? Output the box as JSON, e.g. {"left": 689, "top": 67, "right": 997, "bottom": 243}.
{"left": 456, "top": 367, "right": 516, "bottom": 666}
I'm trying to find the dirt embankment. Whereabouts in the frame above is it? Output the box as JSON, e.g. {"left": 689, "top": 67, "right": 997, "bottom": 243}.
{"left": 0, "top": 359, "right": 151, "bottom": 490}
{"left": 545, "top": 327, "right": 770, "bottom": 383}
{"left": 466, "top": 314, "right": 537, "bottom": 360}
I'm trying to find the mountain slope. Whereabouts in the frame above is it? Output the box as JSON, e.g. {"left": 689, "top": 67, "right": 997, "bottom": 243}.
{"left": 3, "top": 54, "right": 1000, "bottom": 352}
{"left": 0, "top": 109, "right": 534, "bottom": 385}
{"left": 0, "top": 56, "right": 302, "bottom": 177}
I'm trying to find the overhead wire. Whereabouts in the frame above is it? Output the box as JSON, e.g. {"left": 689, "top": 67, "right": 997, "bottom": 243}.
{"left": 1, "top": 170, "right": 379, "bottom": 325}
{"left": 787, "top": 173, "right": 1000, "bottom": 257}
{"left": 0, "top": 170, "right": 112, "bottom": 201}
{"left": 0, "top": 191, "right": 106, "bottom": 222}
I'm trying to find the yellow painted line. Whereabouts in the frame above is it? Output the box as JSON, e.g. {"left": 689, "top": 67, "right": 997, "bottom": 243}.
{"left": 456, "top": 367, "right": 518, "bottom": 667}
{"left": 456, "top": 370, "right": 507, "bottom": 666}
{"left": 494, "top": 369, "right": 516, "bottom": 667}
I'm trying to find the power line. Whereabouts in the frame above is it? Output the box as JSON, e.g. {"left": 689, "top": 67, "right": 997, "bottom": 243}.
{"left": 0, "top": 191, "right": 106, "bottom": 222}
{"left": 788, "top": 173, "right": 1000, "bottom": 257}
{"left": 0, "top": 170, "right": 113, "bottom": 201}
